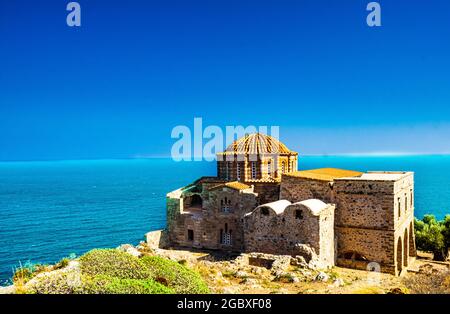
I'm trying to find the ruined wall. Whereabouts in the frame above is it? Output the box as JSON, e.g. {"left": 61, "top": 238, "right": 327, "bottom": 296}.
{"left": 166, "top": 182, "right": 258, "bottom": 252}
{"left": 280, "top": 176, "right": 333, "bottom": 203}
{"left": 243, "top": 201, "right": 335, "bottom": 268}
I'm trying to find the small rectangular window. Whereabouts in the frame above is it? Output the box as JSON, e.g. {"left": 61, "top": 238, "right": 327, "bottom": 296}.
{"left": 405, "top": 194, "right": 408, "bottom": 213}
{"left": 295, "top": 210, "right": 303, "bottom": 220}
{"left": 251, "top": 162, "right": 257, "bottom": 179}
{"left": 410, "top": 189, "right": 413, "bottom": 207}
{"left": 187, "top": 229, "right": 194, "bottom": 241}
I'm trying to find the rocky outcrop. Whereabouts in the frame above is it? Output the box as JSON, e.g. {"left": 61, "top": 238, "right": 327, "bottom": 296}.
{"left": 0, "top": 285, "right": 15, "bottom": 294}
{"left": 116, "top": 244, "right": 142, "bottom": 257}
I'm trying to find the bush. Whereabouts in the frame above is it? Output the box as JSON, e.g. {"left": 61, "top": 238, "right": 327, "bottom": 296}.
{"left": 12, "top": 261, "right": 47, "bottom": 284}
{"left": 24, "top": 249, "right": 208, "bottom": 294}
{"left": 415, "top": 215, "right": 449, "bottom": 261}
{"left": 54, "top": 258, "right": 70, "bottom": 270}
{"left": 79, "top": 249, "right": 151, "bottom": 279}
{"left": 403, "top": 270, "right": 450, "bottom": 294}
{"left": 141, "top": 256, "right": 209, "bottom": 294}
{"left": 82, "top": 275, "right": 174, "bottom": 294}
{"left": 28, "top": 271, "right": 82, "bottom": 294}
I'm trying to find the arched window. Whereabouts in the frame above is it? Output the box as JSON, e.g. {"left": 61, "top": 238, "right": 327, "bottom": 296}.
{"left": 267, "top": 160, "right": 272, "bottom": 177}
{"left": 221, "top": 197, "right": 231, "bottom": 213}
{"left": 281, "top": 161, "right": 286, "bottom": 174}
{"left": 251, "top": 162, "right": 257, "bottom": 179}
{"left": 188, "top": 194, "right": 202, "bottom": 209}
{"left": 236, "top": 163, "right": 241, "bottom": 181}
{"left": 397, "top": 197, "right": 401, "bottom": 218}
{"left": 295, "top": 209, "right": 303, "bottom": 220}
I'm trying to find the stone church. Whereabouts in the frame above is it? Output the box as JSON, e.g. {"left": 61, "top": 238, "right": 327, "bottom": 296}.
{"left": 165, "top": 133, "right": 416, "bottom": 275}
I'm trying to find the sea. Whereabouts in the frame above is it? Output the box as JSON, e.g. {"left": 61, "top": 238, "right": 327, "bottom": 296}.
{"left": 1, "top": 155, "right": 450, "bottom": 284}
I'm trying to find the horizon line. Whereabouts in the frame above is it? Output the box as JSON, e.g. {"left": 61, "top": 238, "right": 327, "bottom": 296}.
{"left": 1, "top": 152, "right": 450, "bottom": 163}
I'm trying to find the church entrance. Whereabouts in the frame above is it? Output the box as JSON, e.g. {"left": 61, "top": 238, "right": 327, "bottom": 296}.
{"left": 220, "top": 223, "right": 232, "bottom": 246}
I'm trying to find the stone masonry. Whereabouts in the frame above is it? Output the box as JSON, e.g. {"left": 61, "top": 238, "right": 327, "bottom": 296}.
{"left": 162, "top": 134, "right": 416, "bottom": 275}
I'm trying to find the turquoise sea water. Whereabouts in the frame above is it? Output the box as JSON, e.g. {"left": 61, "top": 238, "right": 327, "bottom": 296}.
{"left": 1, "top": 156, "right": 450, "bottom": 283}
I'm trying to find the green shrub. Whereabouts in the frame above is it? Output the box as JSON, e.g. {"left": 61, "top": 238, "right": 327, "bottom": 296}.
{"left": 141, "top": 256, "right": 209, "bottom": 294}
{"left": 25, "top": 249, "right": 209, "bottom": 294}
{"left": 82, "top": 275, "right": 174, "bottom": 294}
{"left": 28, "top": 272, "right": 82, "bottom": 294}
{"left": 54, "top": 258, "right": 70, "bottom": 270}
{"left": 273, "top": 272, "right": 295, "bottom": 283}
{"left": 415, "top": 215, "right": 448, "bottom": 261}
{"left": 79, "top": 249, "right": 151, "bottom": 279}
{"left": 13, "top": 261, "right": 42, "bottom": 284}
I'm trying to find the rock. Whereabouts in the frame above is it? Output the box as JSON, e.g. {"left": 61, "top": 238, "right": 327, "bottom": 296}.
{"left": 315, "top": 271, "right": 329, "bottom": 282}
{"left": 291, "top": 256, "right": 308, "bottom": 268}
{"left": 292, "top": 276, "right": 300, "bottom": 283}
{"left": 332, "top": 278, "right": 344, "bottom": 287}
{"left": 387, "top": 287, "right": 408, "bottom": 294}
{"left": 271, "top": 255, "right": 291, "bottom": 274}
{"left": 0, "top": 285, "right": 15, "bottom": 294}
{"left": 116, "top": 244, "right": 142, "bottom": 257}
{"left": 233, "top": 254, "right": 248, "bottom": 266}
{"left": 308, "top": 260, "right": 320, "bottom": 269}
{"left": 273, "top": 270, "right": 285, "bottom": 277}
{"left": 250, "top": 266, "right": 263, "bottom": 275}
{"left": 235, "top": 271, "right": 248, "bottom": 278}
{"left": 242, "top": 278, "right": 259, "bottom": 286}
{"left": 222, "top": 287, "right": 238, "bottom": 294}
{"left": 294, "top": 244, "right": 315, "bottom": 261}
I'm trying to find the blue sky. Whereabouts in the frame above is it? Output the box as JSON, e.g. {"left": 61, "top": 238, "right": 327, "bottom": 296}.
{"left": 1, "top": 0, "right": 450, "bottom": 161}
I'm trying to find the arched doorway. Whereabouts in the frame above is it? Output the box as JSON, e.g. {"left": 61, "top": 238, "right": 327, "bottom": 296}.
{"left": 396, "top": 237, "right": 403, "bottom": 275}
{"left": 403, "top": 229, "right": 409, "bottom": 267}
{"left": 220, "top": 223, "right": 232, "bottom": 246}
{"left": 190, "top": 194, "right": 202, "bottom": 208}
{"left": 409, "top": 221, "right": 416, "bottom": 257}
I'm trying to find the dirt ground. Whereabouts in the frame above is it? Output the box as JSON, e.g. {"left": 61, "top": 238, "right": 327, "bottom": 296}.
{"left": 152, "top": 247, "right": 450, "bottom": 294}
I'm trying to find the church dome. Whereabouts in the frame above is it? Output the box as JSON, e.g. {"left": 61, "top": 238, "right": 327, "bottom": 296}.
{"left": 219, "top": 133, "right": 297, "bottom": 155}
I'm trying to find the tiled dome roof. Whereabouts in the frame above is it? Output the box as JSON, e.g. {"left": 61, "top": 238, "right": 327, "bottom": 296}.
{"left": 219, "top": 133, "right": 297, "bottom": 155}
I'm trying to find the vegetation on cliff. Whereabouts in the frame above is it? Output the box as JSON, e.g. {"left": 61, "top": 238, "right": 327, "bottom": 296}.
{"left": 12, "top": 248, "right": 209, "bottom": 294}
{"left": 415, "top": 215, "right": 450, "bottom": 261}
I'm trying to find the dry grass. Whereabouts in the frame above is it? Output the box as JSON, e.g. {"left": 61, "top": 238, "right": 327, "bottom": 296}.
{"left": 403, "top": 270, "right": 450, "bottom": 294}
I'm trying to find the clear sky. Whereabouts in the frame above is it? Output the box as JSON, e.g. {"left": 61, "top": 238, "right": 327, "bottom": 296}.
{"left": 1, "top": 0, "right": 450, "bottom": 161}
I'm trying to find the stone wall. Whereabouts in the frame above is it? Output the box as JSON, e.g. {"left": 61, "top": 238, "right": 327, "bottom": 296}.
{"left": 252, "top": 182, "right": 280, "bottom": 204}
{"left": 333, "top": 172, "right": 415, "bottom": 275}
{"left": 280, "top": 175, "right": 333, "bottom": 203}
{"left": 165, "top": 170, "right": 416, "bottom": 276}
{"left": 243, "top": 200, "right": 335, "bottom": 269}
{"left": 333, "top": 180, "right": 395, "bottom": 229}
{"left": 146, "top": 229, "right": 169, "bottom": 249}
{"left": 166, "top": 181, "right": 258, "bottom": 252}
